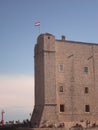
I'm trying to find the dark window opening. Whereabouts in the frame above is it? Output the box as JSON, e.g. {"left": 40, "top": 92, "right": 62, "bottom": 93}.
{"left": 59, "top": 64, "right": 63, "bottom": 72}
{"left": 85, "top": 105, "right": 90, "bottom": 112}
{"left": 60, "top": 86, "right": 64, "bottom": 92}
{"left": 48, "top": 36, "right": 50, "bottom": 39}
{"left": 84, "top": 67, "right": 88, "bottom": 73}
{"left": 85, "top": 87, "right": 88, "bottom": 93}
{"left": 60, "top": 104, "right": 64, "bottom": 112}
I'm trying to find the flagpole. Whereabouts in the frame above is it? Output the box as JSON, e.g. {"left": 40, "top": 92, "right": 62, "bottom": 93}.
{"left": 34, "top": 21, "right": 41, "bottom": 35}
{"left": 39, "top": 25, "right": 40, "bottom": 34}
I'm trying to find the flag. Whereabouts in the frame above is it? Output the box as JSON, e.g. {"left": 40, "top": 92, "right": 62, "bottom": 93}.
{"left": 35, "top": 22, "right": 40, "bottom": 26}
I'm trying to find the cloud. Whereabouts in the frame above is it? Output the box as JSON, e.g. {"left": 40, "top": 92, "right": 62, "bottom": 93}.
{"left": 0, "top": 75, "right": 34, "bottom": 122}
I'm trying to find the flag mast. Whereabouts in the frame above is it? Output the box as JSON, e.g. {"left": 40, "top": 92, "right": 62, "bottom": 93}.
{"left": 34, "top": 21, "right": 41, "bottom": 34}
{"left": 39, "top": 25, "right": 40, "bottom": 34}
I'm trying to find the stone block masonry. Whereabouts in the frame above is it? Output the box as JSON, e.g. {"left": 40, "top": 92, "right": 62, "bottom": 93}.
{"left": 31, "top": 33, "right": 98, "bottom": 129}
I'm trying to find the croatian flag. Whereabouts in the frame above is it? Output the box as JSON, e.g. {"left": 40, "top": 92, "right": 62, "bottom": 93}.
{"left": 35, "top": 22, "right": 40, "bottom": 26}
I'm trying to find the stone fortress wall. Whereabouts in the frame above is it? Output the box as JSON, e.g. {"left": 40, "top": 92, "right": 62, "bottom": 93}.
{"left": 31, "top": 33, "right": 98, "bottom": 130}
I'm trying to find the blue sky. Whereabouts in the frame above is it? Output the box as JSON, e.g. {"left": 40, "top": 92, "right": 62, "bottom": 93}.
{"left": 0, "top": 0, "right": 98, "bottom": 123}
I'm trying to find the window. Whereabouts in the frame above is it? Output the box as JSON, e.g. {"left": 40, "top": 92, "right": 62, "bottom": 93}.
{"left": 59, "top": 64, "right": 64, "bottom": 72}
{"left": 85, "top": 105, "right": 90, "bottom": 112}
{"left": 84, "top": 67, "right": 88, "bottom": 73}
{"left": 85, "top": 87, "right": 88, "bottom": 93}
{"left": 48, "top": 36, "right": 50, "bottom": 39}
{"left": 60, "top": 104, "right": 64, "bottom": 112}
{"left": 59, "top": 86, "right": 64, "bottom": 92}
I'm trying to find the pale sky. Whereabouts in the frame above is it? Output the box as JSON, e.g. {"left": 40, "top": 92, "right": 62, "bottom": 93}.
{"left": 0, "top": 75, "right": 34, "bottom": 122}
{"left": 0, "top": 0, "right": 98, "bottom": 122}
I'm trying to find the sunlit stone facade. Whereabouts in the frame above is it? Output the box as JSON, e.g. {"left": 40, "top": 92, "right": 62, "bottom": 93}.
{"left": 31, "top": 33, "right": 98, "bottom": 128}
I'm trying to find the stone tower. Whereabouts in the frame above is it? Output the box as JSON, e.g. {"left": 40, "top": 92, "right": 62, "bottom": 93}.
{"left": 31, "top": 33, "right": 57, "bottom": 127}
{"left": 31, "top": 33, "right": 98, "bottom": 128}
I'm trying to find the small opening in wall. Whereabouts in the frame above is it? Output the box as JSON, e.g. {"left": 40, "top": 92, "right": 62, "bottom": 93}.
{"left": 59, "top": 86, "right": 64, "bottom": 92}
{"left": 85, "top": 105, "right": 90, "bottom": 112}
{"left": 59, "top": 64, "right": 64, "bottom": 72}
{"left": 84, "top": 67, "right": 88, "bottom": 73}
{"left": 48, "top": 36, "right": 50, "bottom": 39}
{"left": 60, "top": 104, "right": 64, "bottom": 112}
{"left": 85, "top": 87, "right": 88, "bottom": 93}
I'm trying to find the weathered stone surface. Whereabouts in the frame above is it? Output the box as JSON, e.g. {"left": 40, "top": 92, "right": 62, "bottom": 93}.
{"left": 31, "top": 33, "right": 98, "bottom": 129}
